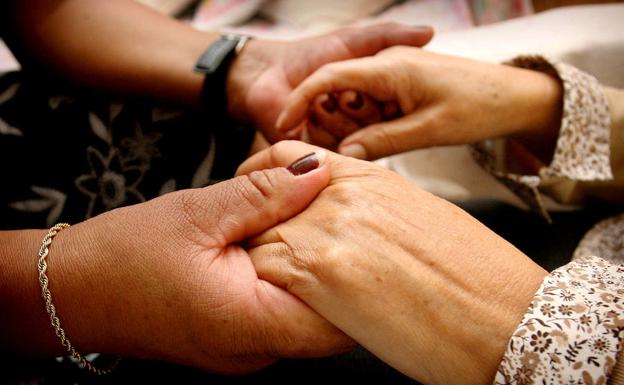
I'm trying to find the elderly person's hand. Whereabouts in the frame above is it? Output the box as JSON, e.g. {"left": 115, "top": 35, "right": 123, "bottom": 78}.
{"left": 227, "top": 25, "right": 433, "bottom": 143}
{"left": 1, "top": 157, "right": 352, "bottom": 373}
{"left": 238, "top": 141, "right": 548, "bottom": 385}
{"left": 275, "top": 48, "right": 562, "bottom": 160}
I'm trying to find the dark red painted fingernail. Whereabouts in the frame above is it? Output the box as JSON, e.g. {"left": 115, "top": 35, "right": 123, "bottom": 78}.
{"left": 287, "top": 152, "right": 320, "bottom": 175}
{"left": 321, "top": 96, "right": 336, "bottom": 113}
{"left": 382, "top": 102, "right": 400, "bottom": 119}
{"left": 347, "top": 92, "right": 364, "bottom": 110}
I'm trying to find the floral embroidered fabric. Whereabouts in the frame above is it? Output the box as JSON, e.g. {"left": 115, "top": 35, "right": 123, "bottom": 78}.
{"left": 0, "top": 71, "right": 255, "bottom": 230}
{"left": 479, "top": 57, "right": 624, "bottom": 384}
{"left": 495, "top": 256, "right": 624, "bottom": 385}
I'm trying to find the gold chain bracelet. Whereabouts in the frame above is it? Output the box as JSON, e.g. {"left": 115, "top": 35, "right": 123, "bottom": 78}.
{"left": 37, "top": 223, "right": 118, "bottom": 375}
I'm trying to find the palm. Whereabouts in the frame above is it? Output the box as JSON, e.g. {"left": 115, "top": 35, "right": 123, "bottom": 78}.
{"left": 183, "top": 244, "right": 291, "bottom": 372}
{"left": 244, "top": 37, "right": 352, "bottom": 143}
{"left": 177, "top": 217, "right": 346, "bottom": 372}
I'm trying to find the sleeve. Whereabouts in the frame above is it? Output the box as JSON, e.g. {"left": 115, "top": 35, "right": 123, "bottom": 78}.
{"left": 472, "top": 56, "right": 624, "bottom": 220}
{"left": 494, "top": 256, "right": 624, "bottom": 385}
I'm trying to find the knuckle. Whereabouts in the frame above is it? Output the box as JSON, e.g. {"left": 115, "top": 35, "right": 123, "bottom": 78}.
{"left": 246, "top": 170, "right": 276, "bottom": 199}
{"left": 235, "top": 168, "right": 289, "bottom": 220}
{"left": 293, "top": 243, "right": 349, "bottom": 287}
{"left": 311, "top": 64, "right": 344, "bottom": 87}
{"left": 328, "top": 184, "right": 355, "bottom": 208}
{"left": 236, "top": 172, "right": 271, "bottom": 209}
{"left": 325, "top": 209, "right": 359, "bottom": 237}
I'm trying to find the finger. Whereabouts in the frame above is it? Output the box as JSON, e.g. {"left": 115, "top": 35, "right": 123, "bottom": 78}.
{"left": 276, "top": 59, "right": 392, "bottom": 133}
{"left": 306, "top": 119, "right": 339, "bottom": 150}
{"left": 256, "top": 275, "right": 355, "bottom": 358}
{"left": 337, "top": 91, "right": 383, "bottom": 126}
{"left": 196, "top": 151, "right": 329, "bottom": 244}
{"left": 338, "top": 112, "right": 436, "bottom": 160}
{"left": 248, "top": 242, "right": 356, "bottom": 356}
{"left": 310, "top": 93, "right": 361, "bottom": 139}
{"left": 236, "top": 140, "right": 329, "bottom": 176}
{"left": 381, "top": 101, "right": 402, "bottom": 120}
{"left": 249, "top": 242, "right": 298, "bottom": 293}
{"left": 333, "top": 23, "right": 433, "bottom": 58}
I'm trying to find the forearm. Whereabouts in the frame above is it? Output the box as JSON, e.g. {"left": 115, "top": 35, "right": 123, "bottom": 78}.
{"left": 0, "top": 229, "right": 65, "bottom": 355}
{"left": 2, "top": 0, "right": 216, "bottom": 105}
{"left": 0, "top": 226, "right": 103, "bottom": 356}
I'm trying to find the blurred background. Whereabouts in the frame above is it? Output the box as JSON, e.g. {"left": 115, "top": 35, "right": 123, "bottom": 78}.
{"left": 1, "top": 0, "right": 621, "bottom": 73}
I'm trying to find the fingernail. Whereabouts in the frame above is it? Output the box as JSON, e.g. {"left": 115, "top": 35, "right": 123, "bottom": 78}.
{"left": 287, "top": 151, "right": 325, "bottom": 175}
{"left": 347, "top": 92, "right": 363, "bottom": 110}
{"left": 382, "top": 102, "right": 400, "bottom": 119}
{"left": 339, "top": 143, "right": 367, "bottom": 160}
{"left": 321, "top": 95, "right": 336, "bottom": 113}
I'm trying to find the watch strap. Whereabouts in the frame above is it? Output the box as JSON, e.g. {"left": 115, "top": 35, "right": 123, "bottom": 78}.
{"left": 194, "top": 35, "right": 250, "bottom": 117}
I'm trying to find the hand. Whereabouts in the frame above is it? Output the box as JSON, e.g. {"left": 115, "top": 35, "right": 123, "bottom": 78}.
{"left": 296, "top": 91, "right": 400, "bottom": 150}
{"left": 226, "top": 24, "right": 433, "bottom": 144}
{"left": 238, "top": 141, "right": 548, "bottom": 385}
{"left": 276, "top": 48, "right": 562, "bottom": 161}
{"left": 41, "top": 157, "right": 351, "bottom": 373}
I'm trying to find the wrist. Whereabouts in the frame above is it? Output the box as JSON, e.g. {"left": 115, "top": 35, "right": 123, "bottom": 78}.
{"left": 419, "top": 234, "right": 548, "bottom": 385}
{"left": 225, "top": 39, "right": 270, "bottom": 123}
{"left": 506, "top": 67, "right": 563, "bottom": 164}
{"left": 455, "top": 258, "right": 548, "bottom": 385}
{"left": 0, "top": 226, "right": 109, "bottom": 356}
{"left": 45, "top": 222, "right": 115, "bottom": 354}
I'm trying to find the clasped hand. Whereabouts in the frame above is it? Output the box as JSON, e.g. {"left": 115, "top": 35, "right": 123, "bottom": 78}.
{"left": 52, "top": 141, "right": 546, "bottom": 385}
{"left": 239, "top": 141, "right": 548, "bottom": 385}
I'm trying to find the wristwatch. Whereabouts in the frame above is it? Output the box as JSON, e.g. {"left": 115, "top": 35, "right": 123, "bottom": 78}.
{"left": 194, "top": 34, "right": 251, "bottom": 116}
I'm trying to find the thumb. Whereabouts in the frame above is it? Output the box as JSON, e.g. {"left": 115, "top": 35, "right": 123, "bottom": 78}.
{"left": 338, "top": 113, "right": 434, "bottom": 160}
{"left": 202, "top": 151, "right": 329, "bottom": 245}
{"left": 333, "top": 23, "right": 433, "bottom": 58}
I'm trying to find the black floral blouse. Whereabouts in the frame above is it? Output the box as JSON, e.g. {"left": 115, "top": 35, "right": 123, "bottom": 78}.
{"left": 0, "top": 71, "right": 254, "bottom": 230}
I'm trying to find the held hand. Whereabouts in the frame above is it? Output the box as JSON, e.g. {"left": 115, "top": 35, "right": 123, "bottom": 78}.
{"left": 49, "top": 156, "right": 352, "bottom": 373}
{"left": 226, "top": 24, "right": 433, "bottom": 144}
{"left": 276, "top": 48, "right": 562, "bottom": 160}
{"left": 300, "top": 91, "right": 400, "bottom": 150}
{"left": 238, "top": 141, "right": 548, "bottom": 385}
